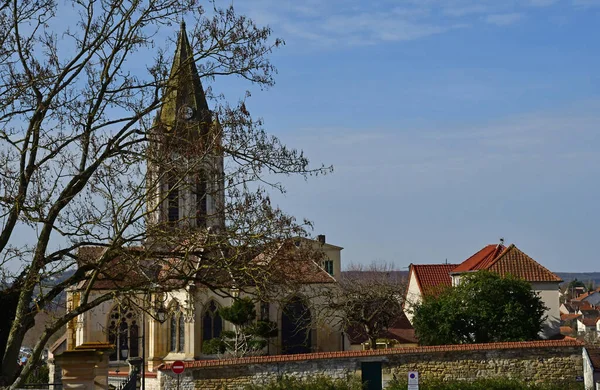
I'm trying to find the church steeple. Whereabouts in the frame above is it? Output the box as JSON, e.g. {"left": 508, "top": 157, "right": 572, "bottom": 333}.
{"left": 147, "top": 22, "right": 225, "bottom": 235}
{"left": 158, "top": 21, "right": 211, "bottom": 133}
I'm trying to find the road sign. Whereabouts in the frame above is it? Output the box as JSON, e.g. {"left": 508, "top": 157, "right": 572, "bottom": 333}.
{"left": 172, "top": 360, "right": 185, "bottom": 375}
{"left": 408, "top": 371, "right": 419, "bottom": 390}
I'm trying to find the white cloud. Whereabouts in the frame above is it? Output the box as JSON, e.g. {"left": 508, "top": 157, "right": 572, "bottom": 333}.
{"left": 233, "top": 0, "right": 583, "bottom": 47}
{"left": 485, "top": 12, "right": 524, "bottom": 26}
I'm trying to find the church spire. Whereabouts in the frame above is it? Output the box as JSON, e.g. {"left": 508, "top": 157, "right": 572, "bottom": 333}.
{"left": 158, "top": 21, "right": 211, "bottom": 132}
{"left": 146, "top": 23, "right": 225, "bottom": 235}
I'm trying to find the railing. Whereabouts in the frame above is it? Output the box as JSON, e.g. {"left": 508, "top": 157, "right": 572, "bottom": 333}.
{"left": 114, "top": 370, "right": 138, "bottom": 390}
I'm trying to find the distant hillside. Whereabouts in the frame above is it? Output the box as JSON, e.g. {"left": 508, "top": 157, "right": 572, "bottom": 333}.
{"left": 341, "top": 270, "right": 409, "bottom": 283}
{"left": 555, "top": 272, "right": 600, "bottom": 287}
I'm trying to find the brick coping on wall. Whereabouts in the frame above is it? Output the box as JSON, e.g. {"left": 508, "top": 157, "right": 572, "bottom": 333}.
{"left": 158, "top": 338, "right": 583, "bottom": 371}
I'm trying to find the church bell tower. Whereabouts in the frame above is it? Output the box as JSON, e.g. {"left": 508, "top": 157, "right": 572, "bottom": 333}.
{"left": 147, "top": 22, "right": 225, "bottom": 235}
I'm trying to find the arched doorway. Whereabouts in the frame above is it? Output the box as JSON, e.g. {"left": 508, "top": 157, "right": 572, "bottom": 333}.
{"left": 281, "top": 296, "right": 312, "bottom": 354}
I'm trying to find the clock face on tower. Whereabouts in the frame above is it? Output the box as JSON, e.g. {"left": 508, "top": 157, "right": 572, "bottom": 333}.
{"left": 179, "top": 105, "right": 194, "bottom": 121}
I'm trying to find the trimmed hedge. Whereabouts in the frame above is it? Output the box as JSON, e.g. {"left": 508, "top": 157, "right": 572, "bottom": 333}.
{"left": 245, "top": 375, "right": 363, "bottom": 390}
{"left": 386, "top": 378, "right": 585, "bottom": 390}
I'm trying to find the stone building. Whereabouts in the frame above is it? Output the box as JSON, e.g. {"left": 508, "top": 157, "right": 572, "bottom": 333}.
{"left": 62, "top": 22, "right": 346, "bottom": 377}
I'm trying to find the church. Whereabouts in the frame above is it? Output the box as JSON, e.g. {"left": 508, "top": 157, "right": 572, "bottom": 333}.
{"left": 62, "top": 22, "right": 346, "bottom": 374}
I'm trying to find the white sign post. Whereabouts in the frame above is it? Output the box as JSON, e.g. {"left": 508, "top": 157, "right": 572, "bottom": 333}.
{"left": 408, "top": 371, "right": 419, "bottom": 390}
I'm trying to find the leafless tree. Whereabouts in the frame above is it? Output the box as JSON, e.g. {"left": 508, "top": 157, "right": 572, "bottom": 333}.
{"left": 0, "top": 0, "right": 330, "bottom": 386}
{"left": 326, "top": 262, "right": 406, "bottom": 350}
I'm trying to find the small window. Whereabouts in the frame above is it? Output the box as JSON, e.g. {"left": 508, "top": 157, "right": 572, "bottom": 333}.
{"left": 323, "top": 260, "right": 334, "bottom": 276}
{"left": 169, "top": 310, "right": 186, "bottom": 353}
{"left": 202, "top": 301, "right": 222, "bottom": 342}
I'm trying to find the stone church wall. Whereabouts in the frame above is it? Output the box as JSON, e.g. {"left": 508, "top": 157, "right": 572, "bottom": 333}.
{"left": 158, "top": 339, "right": 583, "bottom": 390}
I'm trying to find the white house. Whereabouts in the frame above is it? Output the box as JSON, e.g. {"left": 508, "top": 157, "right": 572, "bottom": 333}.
{"left": 404, "top": 263, "right": 458, "bottom": 324}
{"left": 449, "top": 243, "right": 562, "bottom": 339}
{"left": 583, "top": 347, "right": 600, "bottom": 390}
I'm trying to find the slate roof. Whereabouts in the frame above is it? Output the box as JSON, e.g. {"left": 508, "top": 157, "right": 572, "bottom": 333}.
{"left": 578, "top": 309, "right": 600, "bottom": 318}
{"left": 410, "top": 264, "right": 459, "bottom": 297}
{"left": 574, "top": 291, "right": 598, "bottom": 301}
{"left": 452, "top": 244, "right": 562, "bottom": 283}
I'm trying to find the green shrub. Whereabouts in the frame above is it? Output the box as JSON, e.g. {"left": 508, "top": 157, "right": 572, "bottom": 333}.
{"left": 245, "top": 374, "right": 363, "bottom": 390}
{"left": 24, "top": 363, "right": 49, "bottom": 384}
{"left": 385, "top": 377, "right": 584, "bottom": 390}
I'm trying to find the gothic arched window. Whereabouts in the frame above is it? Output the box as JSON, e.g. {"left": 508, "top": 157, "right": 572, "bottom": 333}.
{"left": 107, "top": 305, "right": 140, "bottom": 361}
{"left": 169, "top": 303, "right": 185, "bottom": 353}
{"left": 202, "top": 300, "right": 222, "bottom": 343}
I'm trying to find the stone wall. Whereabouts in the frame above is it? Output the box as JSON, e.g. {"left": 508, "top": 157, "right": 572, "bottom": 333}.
{"left": 158, "top": 339, "right": 584, "bottom": 390}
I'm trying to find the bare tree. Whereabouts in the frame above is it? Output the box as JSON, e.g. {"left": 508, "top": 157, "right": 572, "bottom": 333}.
{"left": 0, "top": 0, "right": 330, "bottom": 386}
{"left": 326, "top": 262, "right": 406, "bottom": 350}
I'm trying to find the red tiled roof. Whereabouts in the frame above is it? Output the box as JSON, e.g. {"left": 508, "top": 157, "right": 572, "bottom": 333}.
{"left": 158, "top": 339, "right": 583, "bottom": 371}
{"left": 452, "top": 244, "right": 562, "bottom": 283}
{"left": 571, "top": 300, "right": 593, "bottom": 310}
{"left": 587, "top": 348, "right": 600, "bottom": 371}
{"left": 561, "top": 313, "right": 582, "bottom": 321}
{"left": 452, "top": 244, "right": 506, "bottom": 273}
{"left": 410, "top": 264, "right": 459, "bottom": 297}
{"left": 560, "top": 326, "right": 574, "bottom": 335}
{"left": 579, "top": 317, "right": 600, "bottom": 327}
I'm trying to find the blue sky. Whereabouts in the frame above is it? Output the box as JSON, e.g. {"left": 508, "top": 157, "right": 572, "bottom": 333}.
{"left": 204, "top": 0, "right": 600, "bottom": 272}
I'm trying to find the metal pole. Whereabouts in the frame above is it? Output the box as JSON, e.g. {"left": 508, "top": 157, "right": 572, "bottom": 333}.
{"left": 142, "top": 304, "right": 146, "bottom": 390}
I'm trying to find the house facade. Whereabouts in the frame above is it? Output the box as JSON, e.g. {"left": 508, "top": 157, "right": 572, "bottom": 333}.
{"left": 404, "top": 243, "right": 562, "bottom": 339}
{"left": 404, "top": 263, "right": 458, "bottom": 324}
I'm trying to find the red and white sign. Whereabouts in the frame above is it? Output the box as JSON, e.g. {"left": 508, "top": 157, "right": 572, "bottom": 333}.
{"left": 172, "top": 360, "right": 185, "bottom": 375}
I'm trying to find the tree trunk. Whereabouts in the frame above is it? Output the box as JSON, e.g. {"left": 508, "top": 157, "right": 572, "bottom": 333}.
{"left": 369, "top": 336, "right": 378, "bottom": 350}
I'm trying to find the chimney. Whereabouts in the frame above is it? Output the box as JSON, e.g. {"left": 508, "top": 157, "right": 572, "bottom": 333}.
{"left": 317, "top": 234, "right": 326, "bottom": 244}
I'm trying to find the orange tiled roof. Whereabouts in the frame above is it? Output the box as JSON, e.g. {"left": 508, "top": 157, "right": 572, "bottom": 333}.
{"left": 573, "top": 291, "right": 598, "bottom": 301}
{"left": 158, "top": 339, "right": 583, "bottom": 370}
{"left": 452, "top": 244, "right": 562, "bottom": 283}
{"left": 452, "top": 244, "right": 506, "bottom": 273}
{"left": 579, "top": 317, "right": 600, "bottom": 327}
{"left": 560, "top": 326, "right": 574, "bottom": 335}
{"left": 410, "top": 264, "right": 459, "bottom": 297}
{"left": 571, "top": 300, "right": 593, "bottom": 310}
